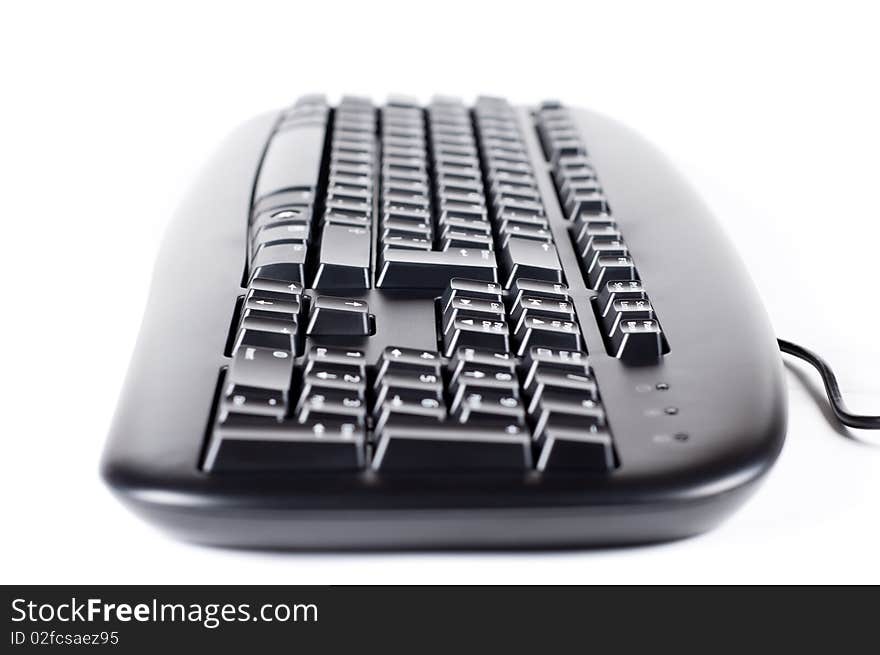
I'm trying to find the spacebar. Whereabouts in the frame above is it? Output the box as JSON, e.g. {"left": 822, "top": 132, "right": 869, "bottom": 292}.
{"left": 372, "top": 425, "right": 532, "bottom": 471}
{"left": 376, "top": 249, "right": 497, "bottom": 288}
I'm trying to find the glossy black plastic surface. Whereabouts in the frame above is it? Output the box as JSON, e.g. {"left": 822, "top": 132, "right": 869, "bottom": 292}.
{"left": 101, "top": 103, "right": 787, "bottom": 549}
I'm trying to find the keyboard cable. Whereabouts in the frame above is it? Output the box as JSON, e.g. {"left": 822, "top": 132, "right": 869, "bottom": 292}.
{"left": 778, "top": 339, "right": 880, "bottom": 429}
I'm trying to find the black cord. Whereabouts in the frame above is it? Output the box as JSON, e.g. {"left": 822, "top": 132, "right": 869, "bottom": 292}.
{"left": 778, "top": 339, "right": 880, "bottom": 429}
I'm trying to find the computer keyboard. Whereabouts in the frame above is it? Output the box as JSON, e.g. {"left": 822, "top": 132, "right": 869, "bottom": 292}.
{"left": 102, "top": 95, "right": 787, "bottom": 549}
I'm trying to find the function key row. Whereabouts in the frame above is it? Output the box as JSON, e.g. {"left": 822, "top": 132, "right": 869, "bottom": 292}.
{"left": 535, "top": 102, "right": 668, "bottom": 363}
{"left": 473, "top": 97, "right": 565, "bottom": 290}
{"left": 376, "top": 97, "right": 498, "bottom": 289}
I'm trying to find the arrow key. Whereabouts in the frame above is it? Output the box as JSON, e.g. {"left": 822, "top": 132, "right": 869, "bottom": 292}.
{"left": 245, "top": 289, "right": 302, "bottom": 316}
{"left": 306, "top": 296, "right": 373, "bottom": 337}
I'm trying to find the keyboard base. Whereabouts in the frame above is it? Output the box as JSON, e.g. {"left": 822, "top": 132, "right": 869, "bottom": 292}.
{"left": 108, "top": 475, "right": 766, "bottom": 549}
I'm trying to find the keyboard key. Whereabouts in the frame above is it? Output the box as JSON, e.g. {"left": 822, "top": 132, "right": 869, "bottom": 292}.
{"left": 374, "top": 373, "right": 444, "bottom": 409}
{"left": 308, "top": 344, "right": 366, "bottom": 361}
{"left": 510, "top": 279, "right": 570, "bottom": 306}
{"left": 450, "top": 388, "right": 526, "bottom": 426}
{"left": 514, "top": 317, "right": 582, "bottom": 356}
{"left": 220, "top": 385, "right": 286, "bottom": 420}
{"left": 564, "top": 189, "right": 609, "bottom": 218}
{"left": 449, "top": 365, "right": 520, "bottom": 399}
{"left": 510, "top": 296, "right": 575, "bottom": 328}
{"left": 523, "top": 347, "right": 590, "bottom": 388}
{"left": 602, "top": 298, "right": 655, "bottom": 336}
{"left": 450, "top": 347, "right": 516, "bottom": 377}
{"left": 296, "top": 389, "right": 367, "bottom": 425}
{"left": 596, "top": 280, "right": 648, "bottom": 318}
{"left": 497, "top": 212, "right": 550, "bottom": 233}
{"left": 382, "top": 206, "right": 431, "bottom": 225}
{"left": 491, "top": 183, "right": 542, "bottom": 203}
{"left": 252, "top": 206, "right": 310, "bottom": 232}
{"left": 573, "top": 223, "right": 621, "bottom": 253}
{"left": 248, "top": 279, "right": 304, "bottom": 297}
{"left": 323, "top": 212, "right": 371, "bottom": 229}
{"left": 376, "top": 347, "right": 441, "bottom": 383}
{"left": 533, "top": 398, "right": 606, "bottom": 439}
{"left": 205, "top": 416, "right": 365, "bottom": 472}
{"left": 312, "top": 224, "right": 372, "bottom": 289}
{"left": 500, "top": 237, "right": 564, "bottom": 288}
{"left": 252, "top": 219, "right": 311, "bottom": 251}
{"left": 377, "top": 248, "right": 497, "bottom": 289}
{"left": 238, "top": 312, "right": 298, "bottom": 340}
{"left": 234, "top": 326, "right": 296, "bottom": 353}
{"left": 587, "top": 255, "right": 638, "bottom": 289}
{"left": 226, "top": 345, "right": 294, "bottom": 394}
{"left": 583, "top": 240, "right": 629, "bottom": 273}
{"left": 439, "top": 202, "right": 487, "bottom": 223}
{"left": 372, "top": 425, "right": 532, "bottom": 471}
{"left": 555, "top": 153, "right": 593, "bottom": 170}
{"left": 559, "top": 171, "right": 600, "bottom": 196}
{"left": 301, "top": 369, "right": 366, "bottom": 397}
{"left": 382, "top": 235, "right": 433, "bottom": 251}
{"left": 240, "top": 306, "right": 298, "bottom": 324}
{"left": 306, "top": 296, "right": 371, "bottom": 336}
{"left": 494, "top": 197, "right": 545, "bottom": 217}
{"left": 535, "top": 426, "right": 616, "bottom": 472}
{"left": 499, "top": 224, "right": 553, "bottom": 246}
{"left": 439, "top": 216, "right": 492, "bottom": 235}
{"left": 250, "top": 242, "right": 307, "bottom": 285}
{"left": 384, "top": 192, "right": 430, "bottom": 211}
{"left": 572, "top": 214, "right": 617, "bottom": 236}
{"left": 562, "top": 180, "right": 603, "bottom": 202}
{"left": 609, "top": 319, "right": 664, "bottom": 363}
{"left": 525, "top": 370, "right": 598, "bottom": 414}
{"left": 440, "top": 278, "right": 504, "bottom": 310}
{"left": 442, "top": 297, "right": 505, "bottom": 335}
{"left": 381, "top": 218, "right": 433, "bottom": 240}
{"left": 444, "top": 318, "right": 510, "bottom": 356}
{"left": 304, "top": 346, "right": 367, "bottom": 379}
{"left": 253, "top": 191, "right": 316, "bottom": 219}
{"left": 373, "top": 396, "right": 446, "bottom": 435}
{"left": 441, "top": 231, "right": 495, "bottom": 250}
{"left": 245, "top": 289, "right": 301, "bottom": 316}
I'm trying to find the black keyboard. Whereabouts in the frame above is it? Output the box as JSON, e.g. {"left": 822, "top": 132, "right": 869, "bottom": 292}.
{"left": 102, "top": 95, "right": 787, "bottom": 549}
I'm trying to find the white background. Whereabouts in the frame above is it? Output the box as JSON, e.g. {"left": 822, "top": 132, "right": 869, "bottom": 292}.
{"left": 1, "top": 1, "right": 878, "bottom": 584}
